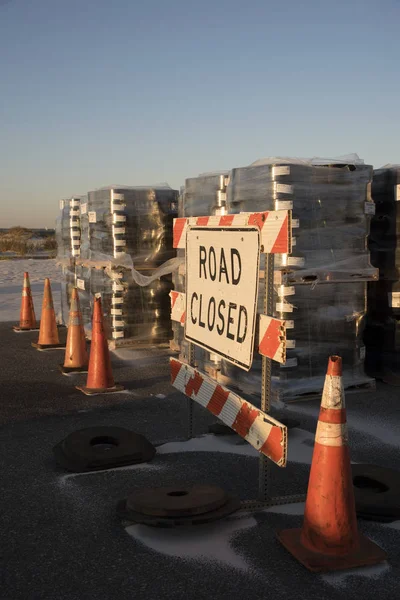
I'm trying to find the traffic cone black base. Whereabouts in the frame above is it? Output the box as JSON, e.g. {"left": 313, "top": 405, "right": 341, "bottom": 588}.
{"left": 75, "top": 384, "right": 125, "bottom": 396}
{"left": 13, "top": 325, "right": 40, "bottom": 332}
{"left": 59, "top": 364, "right": 88, "bottom": 375}
{"left": 15, "top": 322, "right": 64, "bottom": 333}
{"left": 32, "top": 341, "right": 65, "bottom": 350}
{"left": 277, "top": 528, "right": 387, "bottom": 573}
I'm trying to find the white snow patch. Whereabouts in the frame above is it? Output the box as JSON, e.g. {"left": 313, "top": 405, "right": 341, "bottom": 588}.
{"left": 0, "top": 258, "right": 61, "bottom": 322}
{"left": 58, "top": 461, "right": 163, "bottom": 483}
{"left": 158, "top": 429, "right": 316, "bottom": 465}
{"left": 157, "top": 434, "right": 258, "bottom": 458}
{"left": 265, "top": 502, "right": 305, "bottom": 515}
{"left": 126, "top": 515, "right": 257, "bottom": 572}
{"left": 384, "top": 520, "right": 400, "bottom": 530}
{"left": 113, "top": 347, "right": 170, "bottom": 366}
{"left": 75, "top": 388, "right": 137, "bottom": 397}
{"left": 114, "top": 348, "right": 157, "bottom": 362}
{"left": 321, "top": 562, "right": 391, "bottom": 587}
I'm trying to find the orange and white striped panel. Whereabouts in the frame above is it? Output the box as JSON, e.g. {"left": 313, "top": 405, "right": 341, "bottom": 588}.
{"left": 170, "top": 291, "right": 186, "bottom": 325}
{"left": 315, "top": 356, "right": 348, "bottom": 447}
{"left": 173, "top": 210, "right": 291, "bottom": 254}
{"left": 258, "top": 315, "right": 286, "bottom": 364}
{"left": 170, "top": 358, "right": 287, "bottom": 467}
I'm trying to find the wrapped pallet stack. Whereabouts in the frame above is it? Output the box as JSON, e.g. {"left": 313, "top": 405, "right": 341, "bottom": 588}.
{"left": 75, "top": 185, "right": 178, "bottom": 344}
{"left": 366, "top": 166, "right": 400, "bottom": 383}
{"left": 177, "top": 157, "right": 377, "bottom": 402}
{"left": 55, "top": 197, "right": 84, "bottom": 324}
{"left": 171, "top": 173, "right": 229, "bottom": 354}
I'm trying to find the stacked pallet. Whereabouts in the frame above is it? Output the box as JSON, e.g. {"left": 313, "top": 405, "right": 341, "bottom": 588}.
{"left": 366, "top": 166, "right": 400, "bottom": 383}
{"left": 171, "top": 173, "right": 229, "bottom": 362}
{"left": 177, "top": 158, "right": 376, "bottom": 402}
{"left": 74, "top": 185, "right": 178, "bottom": 345}
{"left": 55, "top": 197, "right": 85, "bottom": 324}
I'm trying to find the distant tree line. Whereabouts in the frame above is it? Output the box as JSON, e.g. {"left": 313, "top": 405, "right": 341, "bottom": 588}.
{"left": 0, "top": 227, "right": 57, "bottom": 256}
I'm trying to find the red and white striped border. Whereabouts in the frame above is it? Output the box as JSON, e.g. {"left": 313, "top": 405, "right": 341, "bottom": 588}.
{"left": 316, "top": 369, "right": 348, "bottom": 447}
{"left": 258, "top": 315, "right": 286, "bottom": 364}
{"left": 170, "top": 301, "right": 287, "bottom": 365}
{"left": 173, "top": 211, "right": 291, "bottom": 254}
{"left": 170, "top": 291, "right": 186, "bottom": 325}
{"left": 170, "top": 358, "right": 287, "bottom": 467}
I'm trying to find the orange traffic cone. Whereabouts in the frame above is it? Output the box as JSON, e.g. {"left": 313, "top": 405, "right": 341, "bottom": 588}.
{"left": 59, "top": 288, "right": 89, "bottom": 374}
{"left": 277, "top": 355, "right": 387, "bottom": 572}
{"left": 76, "top": 296, "right": 123, "bottom": 395}
{"left": 13, "top": 272, "right": 38, "bottom": 331}
{"left": 32, "top": 278, "right": 65, "bottom": 350}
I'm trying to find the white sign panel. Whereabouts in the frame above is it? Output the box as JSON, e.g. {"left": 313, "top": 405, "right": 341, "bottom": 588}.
{"left": 185, "top": 226, "right": 260, "bottom": 371}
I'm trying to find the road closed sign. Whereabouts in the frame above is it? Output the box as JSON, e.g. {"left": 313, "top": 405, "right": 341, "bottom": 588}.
{"left": 185, "top": 226, "right": 260, "bottom": 371}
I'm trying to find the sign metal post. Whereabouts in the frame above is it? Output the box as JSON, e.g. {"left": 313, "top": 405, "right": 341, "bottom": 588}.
{"left": 259, "top": 253, "right": 274, "bottom": 503}
{"left": 170, "top": 210, "right": 306, "bottom": 508}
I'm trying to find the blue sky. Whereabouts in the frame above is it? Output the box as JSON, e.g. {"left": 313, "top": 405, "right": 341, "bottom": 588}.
{"left": 0, "top": 0, "right": 399, "bottom": 227}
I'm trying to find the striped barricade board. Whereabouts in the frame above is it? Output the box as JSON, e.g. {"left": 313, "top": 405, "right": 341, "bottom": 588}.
{"left": 170, "top": 358, "right": 287, "bottom": 467}
{"left": 173, "top": 210, "right": 292, "bottom": 254}
{"left": 169, "top": 209, "right": 292, "bottom": 471}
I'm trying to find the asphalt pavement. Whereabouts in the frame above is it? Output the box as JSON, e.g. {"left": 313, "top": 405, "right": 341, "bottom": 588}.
{"left": 0, "top": 322, "right": 399, "bottom": 600}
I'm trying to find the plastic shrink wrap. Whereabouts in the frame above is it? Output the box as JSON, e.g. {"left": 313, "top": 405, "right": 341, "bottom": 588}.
{"left": 56, "top": 197, "right": 84, "bottom": 324}
{"left": 176, "top": 157, "right": 376, "bottom": 402}
{"left": 171, "top": 173, "right": 229, "bottom": 360}
{"left": 366, "top": 166, "right": 400, "bottom": 381}
{"left": 75, "top": 185, "right": 179, "bottom": 343}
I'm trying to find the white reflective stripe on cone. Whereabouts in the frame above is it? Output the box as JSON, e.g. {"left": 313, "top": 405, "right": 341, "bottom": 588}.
{"left": 321, "top": 375, "right": 345, "bottom": 410}
{"left": 69, "top": 316, "right": 82, "bottom": 326}
{"left": 315, "top": 421, "right": 348, "bottom": 446}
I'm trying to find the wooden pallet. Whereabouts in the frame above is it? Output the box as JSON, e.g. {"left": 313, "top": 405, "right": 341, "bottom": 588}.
{"left": 278, "top": 379, "right": 376, "bottom": 404}
{"left": 107, "top": 337, "right": 171, "bottom": 351}
{"left": 216, "top": 373, "right": 376, "bottom": 405}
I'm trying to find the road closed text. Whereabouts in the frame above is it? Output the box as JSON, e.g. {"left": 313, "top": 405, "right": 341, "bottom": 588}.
{"left": 185, "top": 227, "right": 260, "bottom": 370}
{"left": 189, "top": 245, "right": 247, "bottom": 342}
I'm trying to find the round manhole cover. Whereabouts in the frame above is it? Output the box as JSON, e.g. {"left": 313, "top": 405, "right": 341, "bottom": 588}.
{"left": 53, "top": 426, "right": 156, "bottom": 472}
{"left": 126, "top": 484, "right": 228, "bottom": 517}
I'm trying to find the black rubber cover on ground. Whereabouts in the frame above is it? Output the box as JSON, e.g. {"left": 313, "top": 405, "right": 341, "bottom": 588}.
{"left": 53, "top": 426, "right": 156, "bottom": 472}
{"left": 116, "top": 493, "right": 241, "bottom": 527}
{"left": 126, "top": 484, "right": 228, "bottom": 517}
{"left": 353, "top": 463, "right": 400, "bottom": 522}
